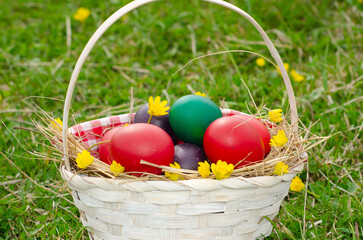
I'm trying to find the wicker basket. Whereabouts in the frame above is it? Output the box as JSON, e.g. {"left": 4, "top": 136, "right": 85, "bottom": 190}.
{"left": 60, "top": 0, "right": 304, "bottom": 239}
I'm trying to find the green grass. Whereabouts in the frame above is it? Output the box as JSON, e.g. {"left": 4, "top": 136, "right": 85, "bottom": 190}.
{"left": 1, "top": 0, "right": 362, "bottom": 239}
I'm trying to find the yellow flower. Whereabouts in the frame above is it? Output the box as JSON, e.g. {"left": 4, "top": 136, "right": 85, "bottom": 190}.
{"left": 198, "top": 161, "right": 211, "bottom": 178}
{"left": 211, "top": 160, "right": 234, "bottom": 180}
{"left": 290, "top": 70, "right": 305, "bottom": 82}
{"left": 51, "top": 117, "right": 63, "bottom": 131}
{"left": 274, "top": 162, "right": 289, "bottom": 175}
{"left": 256, "top": 57, "right": 266, "bottom": 67}
{"left": 148, "top": 96, "right": 169, "bottom": 117}
{"left": 110, "top": 161, "right": 125, "bottom": 176}
{"left": 165, "top": 162, "right": 183, "bottom": 181}
{"left": 76, "top": 150, "right": 93, "bottom": 169}
{"left": 195, "top": 92, "right": 206, "bottom": 97}
{"left": 277, "top": 63, "right": 290, "bottom": 75}
{"left": 290, "top": 176, "right": 305, "bottom": 192}
{"left": 268, "top": 109, "right": 283, "bottom": 123}
{"left": 270, "top": 130, "right": 288, "bottom": 147}
{"left": 73, "top": 7, "right": 91, "bottom": 23}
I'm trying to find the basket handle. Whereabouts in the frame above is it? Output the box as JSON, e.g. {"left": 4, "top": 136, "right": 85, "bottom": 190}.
{"left": 62, "top": 0, "right": 298, "bottom": 170}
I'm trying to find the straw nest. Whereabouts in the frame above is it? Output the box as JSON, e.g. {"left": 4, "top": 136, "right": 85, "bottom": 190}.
{"left": 32, "top": 105, "right": 327, "bottom": 182}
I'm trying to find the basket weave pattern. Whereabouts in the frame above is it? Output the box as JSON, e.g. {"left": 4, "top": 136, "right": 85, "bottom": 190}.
{"left": 61, "top": 164, "right": 303, "bottom": 240}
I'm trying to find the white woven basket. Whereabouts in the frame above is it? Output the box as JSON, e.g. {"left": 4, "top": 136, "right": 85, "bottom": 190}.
{"left": 60, "top": 0, "right": 304, "bottom": 239}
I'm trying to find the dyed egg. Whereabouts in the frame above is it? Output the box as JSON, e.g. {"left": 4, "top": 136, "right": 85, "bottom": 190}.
{"left": 169, "top": 95, "right": 222, "bottom": 146}
{"left": 231, "top": 114, "right": 271, "bottom": 156}
{"left": 203, "top": 116, "right": 264, "bottom": 168}
{"left": 99, "top": 126, "right": 123, "bottom": 164}
{"left": 109, "top": 123, "right": 174, "bottom": 175}
{"left": 134, "top": 103, "right": 178, "bottom": 144}
{"left": 174, "top": 143, "right": 207, "bottom": 170}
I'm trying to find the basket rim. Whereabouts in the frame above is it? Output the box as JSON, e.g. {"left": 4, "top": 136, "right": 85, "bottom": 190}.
{"left": 60, "top": 161, "right": 304, "bottom": 191}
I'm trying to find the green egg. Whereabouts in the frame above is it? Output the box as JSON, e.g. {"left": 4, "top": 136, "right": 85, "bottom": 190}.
{"left": 169, "top": 95, "right": 223, "bottom": 146}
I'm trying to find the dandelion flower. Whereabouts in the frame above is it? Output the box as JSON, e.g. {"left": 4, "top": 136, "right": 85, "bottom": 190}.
{"left": 76, "top": 150, "right": 93, "bottom": 169}
{"left": 274, "top": 162, "right": 289, "bottom": 175}
{"left": 165, "top": 162, "right": 183, "bottom": 181}
{"left": 291, "top": 70, "right": 305, "bottom": 82}
{"left": 73, "top": 7, "right": 91, "bottom": 23}
{"left": 277, "top": 63, "right": 290, "bottom": 75}
{"left": 148, "top": 96, "right": 169, "bottom": 117}
{"left": 290, "top": 176, "right": 305, "bottom": 192}
{"left": 256, "top": 57, "right": 266, "bottom": 67}
{"left": 198, "top": 161, "right": 211, "bottom": 178}
{"left": 110, "top": 161, "right": 125, "bottom": 176}
{"left": 270, "top": 130, "right": 288, "bottom": 147}
{"left": 195, "top": 92, "right": 206, "bottom": 97}
{"left": 211, "top": 160, "right": 234, "bottom": 180}
{"left": 268, "top": 109, "right": 283, "bottom": 123}
{"left": 51, "top": 117, "right": 63, "bottom": 131}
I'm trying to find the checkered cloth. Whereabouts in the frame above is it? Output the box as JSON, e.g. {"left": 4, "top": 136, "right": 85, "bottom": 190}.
{"left": 69, "top": 109, "right": 245, "bottom": 158}
{"left": 69, "top": 114, "right": 134, "bottom": 157}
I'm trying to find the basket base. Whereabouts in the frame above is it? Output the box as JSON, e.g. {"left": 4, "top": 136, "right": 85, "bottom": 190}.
{"left": 87, "top": 221, "right": 273, "bottom": 240}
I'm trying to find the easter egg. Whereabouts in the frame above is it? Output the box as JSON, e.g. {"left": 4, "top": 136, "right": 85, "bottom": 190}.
{"left": 109, "top": 123, "right": 174, "bottom": 175}
{"left": 203, "top": 116, "right": 264, "bottom": 168}
{"left": 169, "top": 95, "right": 222, "bottom": 146}
{"left": 231, "top": 114, "right": 271, "bottom": 156}
{"left": 99, "top": 126, "right": 123, "bottom": 164}
{"left": 134, "top": 103, "right": 178, "bottom": 144}
{"left": 174, "top": 143, "right": 207, "bottom": 170}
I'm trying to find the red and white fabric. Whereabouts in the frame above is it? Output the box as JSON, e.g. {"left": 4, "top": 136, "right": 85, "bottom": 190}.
{"left": 69, "top": 113, "right": 134, "bottom": 157}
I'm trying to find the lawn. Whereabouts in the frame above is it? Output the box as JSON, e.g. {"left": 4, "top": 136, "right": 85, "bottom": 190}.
{"left": 0, "top": 0, "right": 362, "bottom": 239}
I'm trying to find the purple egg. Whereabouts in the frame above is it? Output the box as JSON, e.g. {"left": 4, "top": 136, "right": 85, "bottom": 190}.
{"left": 174, "top": 143, "right": 207, "bottom": 170}
{"left": 134, "top": 103, "right": 178, "bottom": 144}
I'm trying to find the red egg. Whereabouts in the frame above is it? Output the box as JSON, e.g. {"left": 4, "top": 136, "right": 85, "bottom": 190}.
{"left": 99, "top": 126, "right": 123, "bottom": 164}
{"left": 231, "top": 114, "right": 271, "bottom": 156}
{"left": 109, "top": 123, "right": 174, "bottom": 175}
{"left": 203, "top": 116, "right": 264, "bottom": 168}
